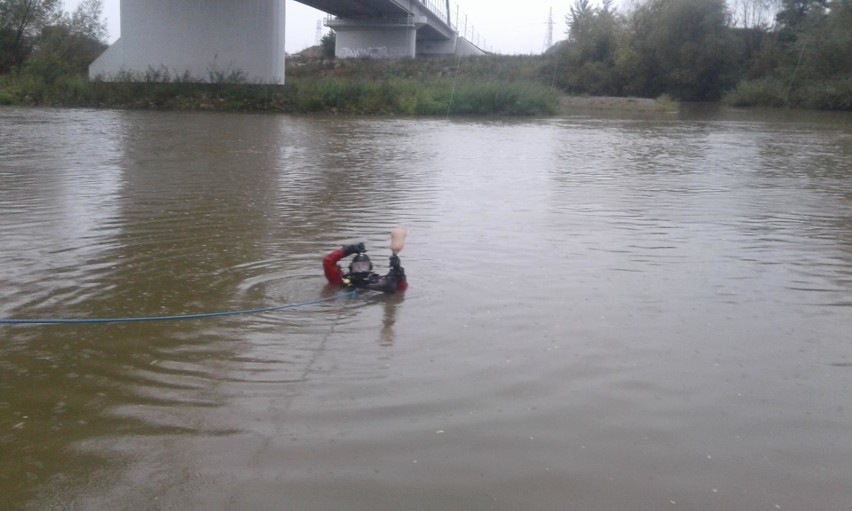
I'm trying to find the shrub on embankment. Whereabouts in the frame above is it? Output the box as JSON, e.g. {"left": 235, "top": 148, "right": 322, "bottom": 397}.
{"left": 284, "top": 77, "right": 558, "bottom": 116}
{"left": 723, "top": 76, "right": 852, "bottom": 111}
{"left": 0, "top": 71, "right": 276, "bottom": 111}
{"left": 282, "top": 56, "right": 559, "bottom": 115}
{"left": 0, "top": 56, "right": 560, "bottom": 116}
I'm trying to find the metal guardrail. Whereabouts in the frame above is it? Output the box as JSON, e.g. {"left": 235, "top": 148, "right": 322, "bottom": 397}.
{"left": 408, "top": 0, "right": 490, "bottom": 50}
{"left": 326, "top": 16, "right": 416, "bottom": 28}
{"left": 420, "top": 0, "right": 448, "bottom": 23}
{"left": 430, "top": 1, "right": 488, "bottom": 51}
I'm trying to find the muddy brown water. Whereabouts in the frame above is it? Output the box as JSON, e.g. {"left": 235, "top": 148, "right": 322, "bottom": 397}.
{"left": 1, "top": 106, "right": 851, "bottom": 510}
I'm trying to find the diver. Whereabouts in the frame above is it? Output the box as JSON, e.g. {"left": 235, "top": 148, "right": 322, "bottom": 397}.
{"left": 323, "top": 242, "right": 408, "bottom": 294}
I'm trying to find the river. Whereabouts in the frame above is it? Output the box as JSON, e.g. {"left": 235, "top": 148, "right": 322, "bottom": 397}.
{"left": 1, "top": 106, "right": 851, "bottom": 510}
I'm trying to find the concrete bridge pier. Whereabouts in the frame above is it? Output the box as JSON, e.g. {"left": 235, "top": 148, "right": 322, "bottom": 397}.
{"left": 328, "top": 17, "right": 421, "bottom": 59}
{"left": 90, "top": 0, "right": 285, "bottom": 84}
{"left": 328, "top": 16, "right": 484, "bottom": 59}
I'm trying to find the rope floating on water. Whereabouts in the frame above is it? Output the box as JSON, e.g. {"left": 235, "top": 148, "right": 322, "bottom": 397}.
{"left": 0, "top": 290, "right": 357, "bottom": 325}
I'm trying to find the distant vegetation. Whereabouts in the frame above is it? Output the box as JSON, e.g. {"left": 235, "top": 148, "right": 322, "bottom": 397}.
{"left": 548, "top": 0, "right": 851, "bottom": 110}
{"left": 1, "top": 0, "right": 850, "bottom": 113}
{"left": 0, "top": 61, "right": 562, "bottom": 115}
{"left": 283, "top": 58, "right": 560, "bottom": 115}
{"left": 0, "top": 0, "right": 107, "bottom": 76}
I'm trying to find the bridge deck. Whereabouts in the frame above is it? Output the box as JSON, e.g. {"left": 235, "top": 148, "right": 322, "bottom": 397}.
{"left": 296, "top": 0, "right": 409, "bottom": 18}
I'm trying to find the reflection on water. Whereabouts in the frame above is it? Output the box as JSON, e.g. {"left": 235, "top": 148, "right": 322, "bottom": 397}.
{"left": 1, "top": 107, "right": 851, "bottom": 510}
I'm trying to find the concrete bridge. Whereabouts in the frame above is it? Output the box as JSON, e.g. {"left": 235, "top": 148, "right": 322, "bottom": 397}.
{"left": 89, "top": 0, "right": 485, "bottom": 85}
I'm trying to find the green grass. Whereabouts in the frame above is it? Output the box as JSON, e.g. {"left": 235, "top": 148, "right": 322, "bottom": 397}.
{"left": 283, "top": 76, "right": 558, "bottom": 116}
{"left": 0, "top": 56, "right": 560, "bottom": 116}
{"left": 723, "top": 76, "right": 852, "bottom": 111}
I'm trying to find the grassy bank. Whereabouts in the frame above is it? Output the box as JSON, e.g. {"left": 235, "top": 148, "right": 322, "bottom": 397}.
{"left": 0, "top": 55, "right": 686, "bottom": 116}
{"left": 0, "top": 56, "right": 563, "bottom": 116}
{"left": 722, "top": 76, "right": 852, "bottom": 111}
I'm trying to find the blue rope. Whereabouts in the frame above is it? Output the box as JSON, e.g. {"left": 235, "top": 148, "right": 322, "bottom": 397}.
{"left": 0, "top": 290, "right": 357, "bottom": 325}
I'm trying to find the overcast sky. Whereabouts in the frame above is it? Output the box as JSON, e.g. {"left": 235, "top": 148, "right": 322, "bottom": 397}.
{"left": 63, "top": 0, "right": 586, "bottom": 55}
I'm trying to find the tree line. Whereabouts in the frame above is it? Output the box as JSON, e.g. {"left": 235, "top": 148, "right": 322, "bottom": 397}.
{"left": 549, "top": 0, "right": 850, "bottom": 109}
{"left": 0, "top": 0, "right": 106, "bottom": 79}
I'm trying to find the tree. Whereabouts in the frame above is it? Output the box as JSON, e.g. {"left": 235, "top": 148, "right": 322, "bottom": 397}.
{"left": 731, "top": 0, "right": 777, "bottom": 29}
{"left": 566, "top": 0, "right": 596, "bottom": 42}
{"left": 617, "top": 0, "right": 737, "bottom": 100}
{"left": 775, "top": 0, "right": 828, "bottom": 31}
{"left": 0, "top": 0, "right": 63, "bottom": 72}
{"left": 22, "top": 0, "right": 107, "bottom": 80}
{"left": 615, "top": 0, "right": 665, "bottom": 96}
{"left": 69, "top": 0, "right": 106, "bottom": 43}
{"left": 556, "top": 0, "right": 622, "bottom": 94}
{"left": 726, "top": 0, "right": 851, "bottom": 109}
{"left": 783, "top": 0, "right": 851, "bottom": 88}
{"left": 320, "top": 30, "right": 335, "bottom": 59}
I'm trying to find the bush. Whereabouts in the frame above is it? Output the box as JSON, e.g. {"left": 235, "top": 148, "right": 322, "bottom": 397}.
{"left": 282, "top": 75, "right": 558, "bottom": 116}
{"left": 320, "top": 31, "right": 336, "bottom": 59}
{"left": 723, "top": 77, "right": 790, "bottom": 107}
{"left": 724, "top": 75, "right": 852, "bottom": 111}
{"left": 448, "top": 80, "right": 559, "bottom": 116}
{"left": 797, "top": 77, "right": 852, "bottom": 111}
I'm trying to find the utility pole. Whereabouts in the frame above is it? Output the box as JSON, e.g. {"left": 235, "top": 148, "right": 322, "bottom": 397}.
{"left": 543, "top": 7, "right": 554, "bottom": 53}
{"left": 314, "top": 20, "right": 323, "bottom": 46}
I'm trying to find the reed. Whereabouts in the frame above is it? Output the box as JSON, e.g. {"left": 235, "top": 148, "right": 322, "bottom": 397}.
{"left": 284, "top": 76, "right": 558, "bottom": 116}
{"left": 0, "top": 55, "right": 560, "bottom": 116}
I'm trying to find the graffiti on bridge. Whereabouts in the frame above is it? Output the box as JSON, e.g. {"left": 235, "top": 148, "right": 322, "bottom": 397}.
{"left": 338, "top": 46, "right": 411, "bottom": 58}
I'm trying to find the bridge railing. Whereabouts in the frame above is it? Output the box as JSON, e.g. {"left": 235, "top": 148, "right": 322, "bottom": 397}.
{"left": 417, "top": 0, "right": 488, "bottom": 51}
{"left": 420, "top": 0, "right": 448, "bottom": 23}
{"left": 451, "top": 2, "right": 487, "bottom": 51}
{"left": 326, "top": 16, "right": 416, "bottom": 29}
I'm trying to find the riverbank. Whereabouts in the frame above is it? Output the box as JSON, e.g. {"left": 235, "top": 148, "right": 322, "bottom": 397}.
{"left": 0, "top": 75, "right": 560, "bottom": 117}
{"left": 0, "top": 56, "right": 558, "bottom": 116}
{"left": 0, "top": 55, "right": 685, "bottom": 117}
